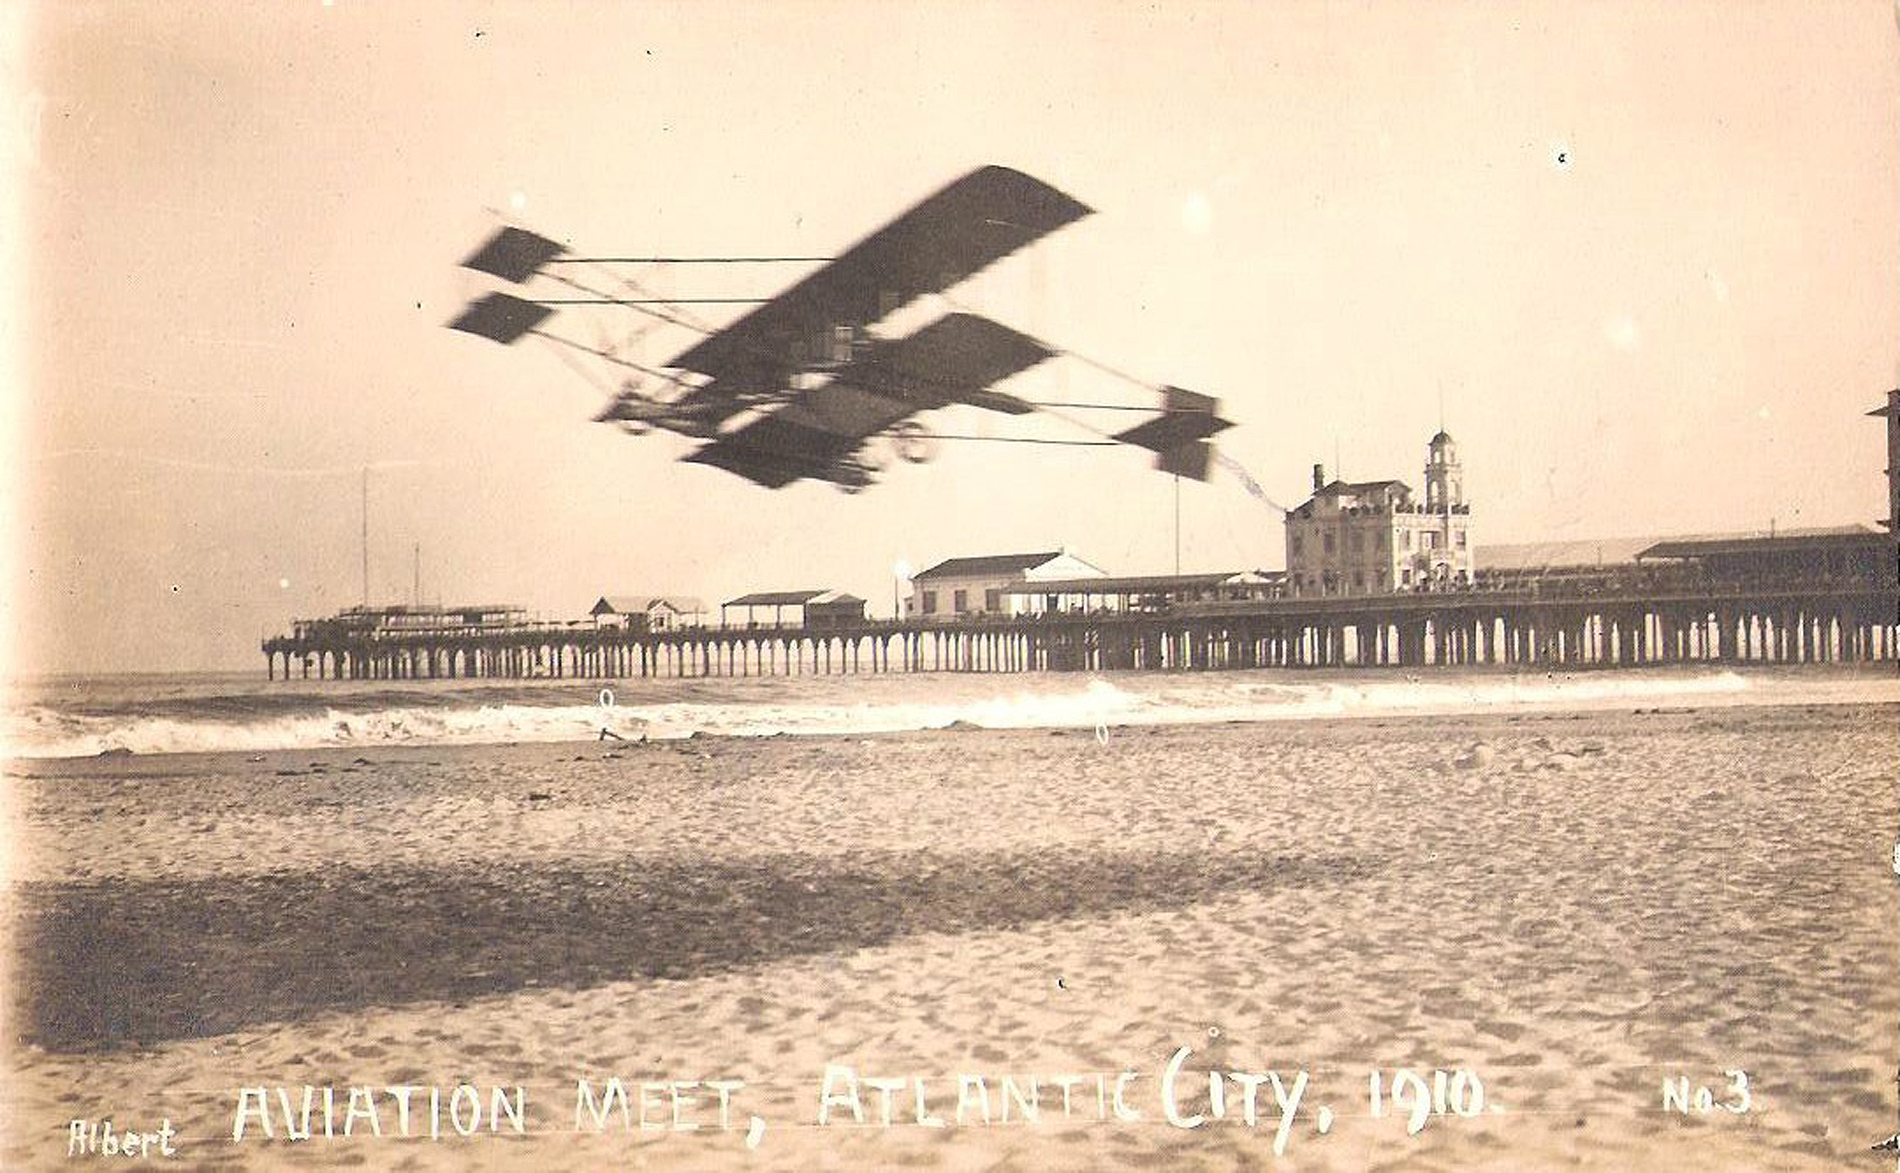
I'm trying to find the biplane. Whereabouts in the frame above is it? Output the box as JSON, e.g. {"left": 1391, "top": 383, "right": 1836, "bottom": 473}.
{"left": 448, "top": 166, "right": 1233, "bottom": 492}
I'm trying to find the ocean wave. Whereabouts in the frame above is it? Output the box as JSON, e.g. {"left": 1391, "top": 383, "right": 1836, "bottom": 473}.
{"left": 0, "top": 669, "right": 1811, "bottom": 759}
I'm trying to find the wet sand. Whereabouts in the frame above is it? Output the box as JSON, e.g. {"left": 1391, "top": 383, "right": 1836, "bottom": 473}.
{"left": 4, "top": 700, "right": 1896, "bottom": 1169}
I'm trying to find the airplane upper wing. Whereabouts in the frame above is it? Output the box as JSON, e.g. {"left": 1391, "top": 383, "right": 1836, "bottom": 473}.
{"left": 682, "top": 312, "right": 1053, "bottom": 488}
{"left": 667, "top": 166, "right": 1091, "bottom": 381}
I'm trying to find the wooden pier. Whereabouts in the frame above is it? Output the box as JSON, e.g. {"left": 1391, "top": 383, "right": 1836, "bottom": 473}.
{"left": 264, "top": 565, "right": 1898, "bottom": 681}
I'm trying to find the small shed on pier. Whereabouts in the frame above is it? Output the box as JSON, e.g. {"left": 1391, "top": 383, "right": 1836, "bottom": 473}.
{"left": 805, "top": 590, "right": 868, "bottom": 628}
{"left": 590, "top": 595, "right": 707, "bottom": 631}
{"left": 723, "top": 589, "right": 829, "bottom": 628}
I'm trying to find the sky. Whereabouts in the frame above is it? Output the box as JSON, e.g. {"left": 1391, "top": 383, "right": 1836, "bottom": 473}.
{"left": 6, "top": 1, "right": 1898, "bottom": 675}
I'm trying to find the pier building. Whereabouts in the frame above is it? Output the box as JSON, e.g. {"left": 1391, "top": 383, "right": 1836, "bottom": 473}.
{"left": 1285, "top": 432, "right": 1472, "bottom": 597}
{"left": 288, "top": 604, "right": 527, "bottom": 641}
{"left": 1001, "top": 571, "right": 1283, "bottom": 615}
{"left": 805, "top": 591, "right": 870, "bottom": 629}
{"left": 721, "top": 590, "right": 826, "bottom": 629}
{"left": 1639, "top": 527, "right": 1891, "bottom": 584}
{"left": 588, "top": 595, "right": 707, "bottom": 632}
{"left": 910, "top": 551, "right": 1105, "bottom": 618}
{"left": 721, "top": 590, "right": 865, "bottom": 629}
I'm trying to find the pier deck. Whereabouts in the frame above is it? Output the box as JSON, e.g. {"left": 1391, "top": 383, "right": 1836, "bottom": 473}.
{"left": 264, "top": 569, "right": 1899, "bottom": 680}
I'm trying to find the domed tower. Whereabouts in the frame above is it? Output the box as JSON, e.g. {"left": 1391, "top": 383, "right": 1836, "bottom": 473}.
{"left": 1416, "top": 430, "right": 1473, "bottom": 588}
{"left": 1425, "top": 430, "right": 1463, "bottom": 512}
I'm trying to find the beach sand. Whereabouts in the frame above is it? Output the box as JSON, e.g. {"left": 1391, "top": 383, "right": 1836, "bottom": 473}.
{"left": 4, "top": 698, "right": 1896, "bottom": 1169}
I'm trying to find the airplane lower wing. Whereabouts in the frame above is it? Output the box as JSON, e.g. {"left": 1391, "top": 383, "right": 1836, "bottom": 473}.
{"left": 682, "top": 312, "right": 1053, "bottom": 488}
{"left": 840, "top": 313, "right": 1047, "bottom": 412}
{"left": 683, "top": 433, "right": 849, "bottom": 489}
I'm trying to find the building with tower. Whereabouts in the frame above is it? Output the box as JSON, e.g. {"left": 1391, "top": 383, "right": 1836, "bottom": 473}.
{"left": 1284, "top": 431, "right": 1474, "bottom": 596}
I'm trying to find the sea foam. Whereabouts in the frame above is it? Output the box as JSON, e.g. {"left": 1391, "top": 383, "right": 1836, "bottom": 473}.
{"left": 0, "top": 667, "right": 1843, "bottom": 760}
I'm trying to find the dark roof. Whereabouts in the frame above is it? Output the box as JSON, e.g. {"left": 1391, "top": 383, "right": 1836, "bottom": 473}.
{"left": 1430, "top": 430, "right": 1455, "bottom": 445}
{"left": 1868, "top": 394, "right": 1900, "bottom": 418}
{"left": 1638, "top": 526, "right": 1887, "bottom": 560}
{"left": 914, "top": 551, "right": 1062, "bottom": 580}
{"left": 725, "top": 590, "right": 828, "bottom": 607}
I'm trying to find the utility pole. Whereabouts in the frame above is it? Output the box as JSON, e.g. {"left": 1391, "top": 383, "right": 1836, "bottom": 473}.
{"left": 1173, "top": 474, "right": 1181, "bottom": 575}
{"left": 360, "top": 466, "right": 369, "bottom": 608}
